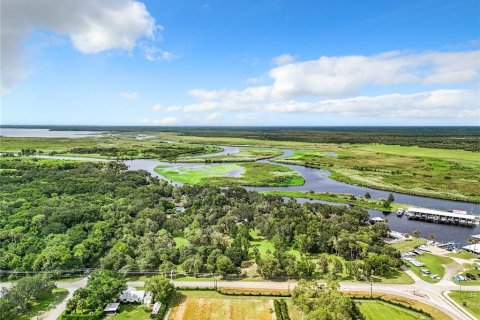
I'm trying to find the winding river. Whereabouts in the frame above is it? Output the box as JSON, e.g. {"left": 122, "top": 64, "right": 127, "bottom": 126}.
{"left": 29, "top": 144, "right": 480, "bottom": 245}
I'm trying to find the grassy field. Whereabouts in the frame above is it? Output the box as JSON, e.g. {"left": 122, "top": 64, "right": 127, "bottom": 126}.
{"left": 391, "top": 238, "right": 427, "bottom": 252}
{"left": 0, "top": 134, "right": 221, "bottom": 160}
{"left": 449, "top": 291, "right": 480, "bottom": 319}
{"left": 17, "top": 288, "right": 68, "bottom": 320}
{"left": 261, "top": 190, "right": 410, "bottom": 211}
{"left": 111, "top": 304, "right": 151, "bottom": 320}
{"left": 356, "top": 300, "right": 429, "bottom": 320}
{"left": 446, "top": 250, "right": 478, "bottom": 260}
{"left": 249, "top": 230, "right": 302, "bottom": 259}
{"left": 168, "top": 290, "right": 274, "bottom": 320}
{"left": 404, "top": 253, "right": 453, "bottom": 283}
{"left": 155, "top": 162, "right": 304, "bottom": 187}
{"left": 454, "top": 265, "right": 480, "bottom": 285}
{"left": 180, "top": 147, "right": 283, "bottom": 162}
{"left": 276, "top": 145, "right": 480, "bottom": 203}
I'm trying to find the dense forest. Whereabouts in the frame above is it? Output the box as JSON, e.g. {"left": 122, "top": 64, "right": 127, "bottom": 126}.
{"left": 0, "top": 157, "right": 399, "bottom": 280}
{"left": 4, "top": 125, "right": 477, "bottom": 151}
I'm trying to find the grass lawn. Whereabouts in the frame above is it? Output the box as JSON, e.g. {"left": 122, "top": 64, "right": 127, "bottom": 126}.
{"left": 168, "top": 290, "right": 274, "bottom": 320}
{"left": 248, "top": 230, "right": 302, "bottom": 259}
{"left": 174, "top": 236, "right": 190, "bottom": 248}
{"left": 111, "top": 304, "right": 151, "bottom": 320}
{"left": 454, "top": 265, "right": 480, "bottom": 286}
{"left": 17, "top": 288, "right": 68, "bottom": 320}
{"left": 391, "top": 238, "right": 427, "bottom": 252}
{"left": 449, "top": 291, "right": 480, "bottom": 319}
{"left": 404, "top": 253, "right": 452, "bottom": 283}
{"left": 277, "top": 145, "right": 480, "bottom": 203}
{"left": 261, "top": 190, "right": 410, "bottom": 212}
{"left": 180, "top": 147, "right": 283, "bottom": 162}
{"left": 446, "top": 250, "right": 478, "bottom": 260}
{"left": 155, "top": 162, "right": 304, "bottom": 187}
{"left": 356, "top": 300, "right": 430, "bottom": 320}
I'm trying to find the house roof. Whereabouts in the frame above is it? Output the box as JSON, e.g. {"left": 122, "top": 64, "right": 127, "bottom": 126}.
{"left": 104, "top": 303, "right": 120, "bottom": 312}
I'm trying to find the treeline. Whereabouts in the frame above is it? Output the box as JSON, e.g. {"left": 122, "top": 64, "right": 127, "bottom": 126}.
{"left": 0, "top": 158, "right": 399, "bottom": 281}
{"left": 67, "top": 144, "right": 214, "bottom": 159}
{"left": 176, "top": 127, "right": 480, "bottom": 151}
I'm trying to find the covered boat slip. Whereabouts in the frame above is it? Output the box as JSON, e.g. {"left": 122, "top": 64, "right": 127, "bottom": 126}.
{"left": 405, "top": 207, "right": 479, "bottom": 226}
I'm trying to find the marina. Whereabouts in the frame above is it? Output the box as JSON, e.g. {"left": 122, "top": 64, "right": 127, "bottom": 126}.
{"left": 405, "top": 207, "right": 479, "bottom": 227}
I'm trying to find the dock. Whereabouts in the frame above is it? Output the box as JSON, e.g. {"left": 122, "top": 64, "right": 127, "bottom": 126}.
{"left": 405, "top": 207, "right": 479, "bottom": 227}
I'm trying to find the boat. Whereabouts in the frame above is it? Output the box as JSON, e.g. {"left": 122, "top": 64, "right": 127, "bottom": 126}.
{"left": 396, "top": 208, "right": 405, "bottom": 217}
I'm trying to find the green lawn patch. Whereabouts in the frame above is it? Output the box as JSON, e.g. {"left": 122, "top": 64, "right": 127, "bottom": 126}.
{"left": 110, "top": 304, "right": 151, "bottom": 320}
{"left": 391, "top": 238, "right": 427, "bottom": 252}
{"left": 174, "top": 236, "right": 190, "bottom": 248}
{"left": 404, "top": 253, "right": 452, "bottom": 283}
{"left": 356, "top": 300, "right": 429, "bottom": 320}
{"left": 446, "top": 250, "right": 478, "bottom": 260}
{"left": 449, "top": 291, "right": 480, "bottom": 319}
{"left": 155, "top": 162, "right": 304, "bottom": 187}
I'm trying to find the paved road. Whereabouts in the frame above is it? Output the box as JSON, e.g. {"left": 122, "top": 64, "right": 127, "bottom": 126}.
{"left": 126, "top": 277, "right": 480, "bottom": 320}
{"left": 2, "top": 273, "right": 479, "bottom": 320}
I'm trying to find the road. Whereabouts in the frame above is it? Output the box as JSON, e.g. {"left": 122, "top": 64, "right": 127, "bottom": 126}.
{"left": 1, "top": 272, "right": 478, "bottom": 320}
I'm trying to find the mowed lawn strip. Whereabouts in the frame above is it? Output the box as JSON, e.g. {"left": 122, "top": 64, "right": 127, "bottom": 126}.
{"left": 356, "top": 300, "right": 429, "bottom": 320}
{"left": 449, "top": 291, "right": 480, "bottom": 319}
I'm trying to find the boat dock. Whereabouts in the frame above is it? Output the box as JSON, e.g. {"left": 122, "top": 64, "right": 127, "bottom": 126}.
{"left": 405, "top": 207, "right": 479, "bottom": 227}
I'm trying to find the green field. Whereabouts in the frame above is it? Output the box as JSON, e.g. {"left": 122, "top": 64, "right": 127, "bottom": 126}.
{"left": 261, "top": 190, "right": 410, "bottom": 211}
{"left": 404, "top": 253, "right": 453, "bottom": 283}
{"left": 0, "top": 134, "right": 221, "bottom": 160}
{"left": 391, "top": 238, "right": 427, "bottom": 252}
{"left": 276, "top": 145, "right": 480, "bottom": 203}
{"left": 454, "top": 265, "right": 480, "bottom": 286}
{"left": 111, "top": 304, "right": 151, "bottom": 320}
{"left": 155, "top": 162, "right": 304, "bottom": 187}
{"left": 17, "top": 288, "right": 68, "bottom": 320}
{"left": 356, "top": 300, "right": 429, "bottom": 320}
{"left": 180, "top": 147, "right": 283, "bottom": 162}
{"left": 449, "top": 291, "right": 480, "bottom": 319}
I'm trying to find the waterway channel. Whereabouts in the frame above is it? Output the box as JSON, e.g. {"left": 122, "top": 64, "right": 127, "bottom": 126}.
{"left": 23, "top": 141, "right": 480, "bottom": 245}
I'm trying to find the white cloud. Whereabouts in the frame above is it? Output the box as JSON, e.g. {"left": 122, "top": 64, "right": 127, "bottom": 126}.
{"left": 206, "top": 112, "right": 222, "bottom": 121}
{"left": 149, "top": 104, "right": 182, "bottom": 112}
{"left": 120, "top": 91, "right": 139, "bottom": 100}
{"left": 268, "top": 50, "right": 480, "bottom": 99}
{"left": 272, "top": 54, "right": 295, "bottom": 66}
{"left": 141, "top": 44, "right": 176, "bottom": 61}
{"left": 1, "top": 0, "right": 158, "bottom": 91}
{"left": 141, "top": 117, "right": 177, "bottom": 125}
{"left": 185, "top": 50, "right": 480, "bottom": 102}
{"left": 176, "top": 87, "right": 479, "bottom": 119}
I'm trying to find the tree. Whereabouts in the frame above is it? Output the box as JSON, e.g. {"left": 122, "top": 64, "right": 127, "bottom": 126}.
{"left": 330, "top": 258, "right": 343, "bottom": 275}
{"left": 317, "top": 254, "right": 329, "bottom": 274}
{"left": 183, "top": 255, "right": 203, "bottom": 276}
{"left": 216, "top": 255, "right": 238, "bottom": 275}
{"left": 387, "top": 193, "right": 395, "bottom": 202}
{"left": 428, "top": 234, "right": 435, "bottom": 241}
{"left": 145, "top": 275, "right": 176, "bottom": 303}
{"left": 364, "top": 192, "right": 371, "bottom": 199}
{"left": 413, "top": 229, "right": 421, "bottom": 238}
{"left": 158, "top": 261, "right": 176, "bottom": 277}
{"left": 66, "top": 270, "right": 125, "bottom": 315}
{"left": 365, "top": 253, "right": 393, "bottom": 276}
{"left": 292, "top": 280, "right": 365, "bottom": 320}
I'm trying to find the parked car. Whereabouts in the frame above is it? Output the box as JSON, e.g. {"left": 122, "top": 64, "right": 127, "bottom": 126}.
{"left": 465, "top": 273, "right": 477, "bottom": 280}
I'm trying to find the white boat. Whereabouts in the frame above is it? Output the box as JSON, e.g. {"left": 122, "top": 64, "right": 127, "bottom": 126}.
{"left": 396, "top": 208, "right": 405, "bottom": 216}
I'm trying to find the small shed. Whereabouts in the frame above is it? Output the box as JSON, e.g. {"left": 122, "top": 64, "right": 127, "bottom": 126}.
{"left": 104, "top": 302, "right": 120, "bottom": 315}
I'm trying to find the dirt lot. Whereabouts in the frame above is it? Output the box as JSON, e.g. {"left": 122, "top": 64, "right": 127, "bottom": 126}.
{"left": 168, "top": 291, "right": 275, "bottom": 320}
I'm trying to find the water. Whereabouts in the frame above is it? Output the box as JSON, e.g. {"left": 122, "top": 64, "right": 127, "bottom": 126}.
{"left": 16, "top": 143, "right": 480, "bottom": 245}
{"left": 294, "top": 198, "right": 477, "bottom": 245}
{"left": 0, "top": 128, "right": 104, "bottom": 138}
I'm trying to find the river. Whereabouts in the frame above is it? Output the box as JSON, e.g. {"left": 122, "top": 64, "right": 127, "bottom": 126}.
{"left": 20, "top": 138, "right": 479, "bottom": 245}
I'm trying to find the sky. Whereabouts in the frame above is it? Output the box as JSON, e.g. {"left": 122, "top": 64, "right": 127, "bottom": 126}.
{"left": 1, "top": 0, "right": 479, "bottom": 126}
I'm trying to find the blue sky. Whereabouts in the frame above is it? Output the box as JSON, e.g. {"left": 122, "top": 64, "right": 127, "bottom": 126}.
{"left": 1, "top": 0, "right": 479, "bottom": 126}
